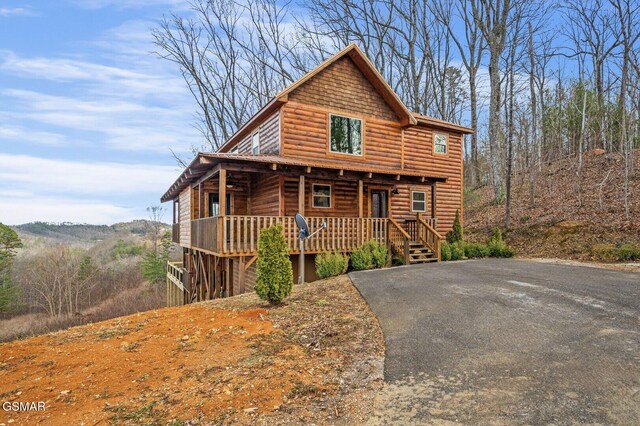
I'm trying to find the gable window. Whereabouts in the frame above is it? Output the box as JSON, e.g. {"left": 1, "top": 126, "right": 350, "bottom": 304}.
{"left": 330, "top": 114, "right": 362, "bottom": 155}
{"left": 312, "top": 184, "right": 331, "bottom": 208}
{"left": 412, "top": 191, "right": 426, "bottom": 212}
{"left": 434, "top": 133, "right": 448, "bottom": 154}
{"left": 251, "top": 133, "right": 260, "bottom": 154}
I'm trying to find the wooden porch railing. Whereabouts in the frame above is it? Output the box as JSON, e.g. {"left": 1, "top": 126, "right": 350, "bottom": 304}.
{"left": 183, "top": 215, "right": 388, "bottom": 255}
{"left": 166, "top": 261, "right": 187, "bottom": 306}
{"left": 171, "top": 223, "right": 180, "bottom": 244}
{"left": 416, "top": 216, "right": 443, "bottom": 261}
{"left": 222, "top": 216, "right": 388, "bottom": 255}
{"left": 388, "top": 218, "right": 411, "bottom": 264}
{"left": 191, "top": 216, "right": 220, "bottom": 252}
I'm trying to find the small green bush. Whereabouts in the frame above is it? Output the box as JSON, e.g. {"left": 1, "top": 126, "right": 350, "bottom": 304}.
{"left": 441, "top": 241, "right": 452, "bottom": 261}
{"left": 255, "top": 224, "right": 293, "bottom": 304}
{"left": 351, "top": 246, "right": 374, "bottom": 270}
{"left": 450, "top": 241, "right": 465, "bottom": 260}
{"left": 315, "top": 252, "right": 349, "bottom": 278}
{"left": 614, "top": 244, "right": 640, "bottom": 261}
{"left": 446, "top": 209, "right": 463, "bottom": 244}
{"left": 351, "top": 240, "right": 390, "bottom": 270}
{"left": 462, "top": 242, "right": 490, "bottom": 258}
{"left": 486, "top": 228, "right": 515, "bottom": 258}
{"left": 594, "top": 243, "right": 640, "bottom": 261}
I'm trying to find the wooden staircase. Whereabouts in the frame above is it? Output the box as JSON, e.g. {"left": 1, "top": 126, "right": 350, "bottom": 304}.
{"left": 408, "top": 241, "right": 438, "bottom": 264}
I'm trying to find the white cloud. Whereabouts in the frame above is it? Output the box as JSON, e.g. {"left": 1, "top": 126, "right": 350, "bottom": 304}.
{"left": 70, "top": 0, "right": 188, "bottom": 10}
{"left": 0, "top": 125, "right": 66, "bottom": 146}
{"left": 0, "top": 153, "right": 178, "bottom": 196}
{"left": 0, "top": 154, "right": 181, "bottom": 224}
{"left": 0, "top": 196, "right": 137, "bottom": 225}
{"left": 0, "top": 7, "right": 38, "bottom": 17}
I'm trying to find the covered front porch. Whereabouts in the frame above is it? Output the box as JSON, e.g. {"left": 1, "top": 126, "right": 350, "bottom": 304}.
{"left": 168, "top": 153, "right": 443, "bottom": 262}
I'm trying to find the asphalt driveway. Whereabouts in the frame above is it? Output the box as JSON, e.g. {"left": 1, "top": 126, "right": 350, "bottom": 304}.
{"left": 350, "top": 259, "right": 640, "bottom": 425}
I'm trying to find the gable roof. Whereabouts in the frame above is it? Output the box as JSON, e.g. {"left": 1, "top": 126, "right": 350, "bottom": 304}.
{"left": 218, "top": 43, "right": 417, "bottom": 153}
{"left": 275, "top": 43, "right": 416, "bottom": 126}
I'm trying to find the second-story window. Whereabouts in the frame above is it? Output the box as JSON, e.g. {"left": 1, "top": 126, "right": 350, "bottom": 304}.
{"left": 434, "top": 133, "right": 448, "bottom": 154}
{"left": 330, "top": 114, "right": 362, "bottom": 155}
{"left": 251, "top": 133, "right": 260, "bottom": 154}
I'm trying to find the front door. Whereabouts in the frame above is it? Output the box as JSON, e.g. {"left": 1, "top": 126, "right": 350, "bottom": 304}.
{"left": 370, "top": 190, "right": 388, "bottom": 240}
{"left": 370, "top": 190, "right": 388, "bottom": 218}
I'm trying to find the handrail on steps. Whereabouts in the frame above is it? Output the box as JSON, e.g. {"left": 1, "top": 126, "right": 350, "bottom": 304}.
{"left": 388, "top": 218, "right": 411, "bottom": 264}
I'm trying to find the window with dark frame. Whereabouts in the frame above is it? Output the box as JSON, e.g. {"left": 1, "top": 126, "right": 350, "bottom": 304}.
{"left": 312, "top": 184, "right": 331, "bottom": 208}
{"left": 434, "top": 133, "right": 447, "bottom": 154}
{"left": 412, "top": 191, "right": 426, "bottom": 212}
{"left": 330, "top": 114, "right": 362, "bottom": 155}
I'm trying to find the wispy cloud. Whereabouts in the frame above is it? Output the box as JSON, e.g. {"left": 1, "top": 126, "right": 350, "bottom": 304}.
{"left": 70, "top": 0, "right": 188, "bottom": 10}
{"left": 0, "top": 195, "right": 137, "bottom": 225}
{"left": 0, "top": 125, "right": 67, "bottom": 146}
{"left": 0, "top": 153, "right": 178, "bottom": 196}
{"left": 0, "top": 7, "right": 38, "bottom": 17}
{"left": 0, "top": 154, "right": 180, "bottom": 224}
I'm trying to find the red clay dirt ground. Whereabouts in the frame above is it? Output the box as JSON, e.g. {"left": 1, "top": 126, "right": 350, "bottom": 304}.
{"left": 465, "top": 150, "right": 640, "bottom": 261}
{"left": 0, "top": 276, "right": 384, "bottom": 425}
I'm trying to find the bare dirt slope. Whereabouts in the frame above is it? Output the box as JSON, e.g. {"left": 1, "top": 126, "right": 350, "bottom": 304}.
{"left": 465, "top": 150, "right": 640, "bottom": 259}
{"left": 0, "top": 276, "right": 383, "bottom": 425}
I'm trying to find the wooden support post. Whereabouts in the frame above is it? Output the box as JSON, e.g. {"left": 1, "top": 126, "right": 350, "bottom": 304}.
{"left": 238, "top": 256, "right": 246, "bottom": 294}
{"left": 358, "top": 179, "right": 363, "bottom": 218}
{"left": 198, "top": 183, "right": 204, "bottom": 218}
{"left": 431, "top": 183, "right": 437, "bottom": 224}
{"left": 219, "top": 168, "right": 227, "bottom": 217}
{"left": 298, "top": 175, "right": 305, "bottom": 215}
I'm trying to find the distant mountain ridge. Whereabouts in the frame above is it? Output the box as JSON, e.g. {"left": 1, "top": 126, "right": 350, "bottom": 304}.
{"left": 13, "top": 220, "right": 169, "bottom": 242}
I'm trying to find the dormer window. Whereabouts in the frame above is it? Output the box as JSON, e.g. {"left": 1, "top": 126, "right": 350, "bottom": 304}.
{"left": 330, "top": 114, "right": 362, "bottom": 155}
{"left": 251, "top": 133, "right": 260, "bottom": 154}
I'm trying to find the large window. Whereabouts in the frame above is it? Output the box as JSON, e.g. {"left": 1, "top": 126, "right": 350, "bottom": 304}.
{"left": 251, "top": 133, "right": 260, "bottom": 154}
{"left": 312, "top": 184, "right": 332, "bottom": 208}
{"left": 330, "top": 114, "right": 362, "bottom": 155}
{"left": 434, "top": 133, "right": 448, "bottom": 154}
{"left": 412, "top": 191, "right": 426, "bottom": 212}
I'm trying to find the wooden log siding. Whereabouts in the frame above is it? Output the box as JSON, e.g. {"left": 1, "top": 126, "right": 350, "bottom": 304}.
{"left": 235, "top": 110, "right": 280, "bottom": 155}
{"left": 402, "top": 127, "right": 463, "bottom": 233}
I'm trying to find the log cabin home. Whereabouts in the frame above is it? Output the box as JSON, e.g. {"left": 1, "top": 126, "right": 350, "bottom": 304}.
{"left": 162, "top": 43, "right": 473, "bottom": 306}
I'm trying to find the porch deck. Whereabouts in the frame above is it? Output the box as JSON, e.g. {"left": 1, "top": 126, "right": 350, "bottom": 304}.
{"left": 172, "top": 214, "right": 440, "bottom": 261}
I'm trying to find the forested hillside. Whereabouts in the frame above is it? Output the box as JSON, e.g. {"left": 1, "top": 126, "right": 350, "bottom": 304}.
{"left": 465, "top": 149, "right": 639, "bottom": 260}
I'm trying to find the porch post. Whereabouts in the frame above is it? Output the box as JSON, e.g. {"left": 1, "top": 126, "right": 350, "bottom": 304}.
{"left": 298, "top": 175, "right": 305, "bottom": 215}
{"left": 431, "top": 182, "right": 437, "bottom": 226}
{"left": 198, "top": 183, "right": 204, "bottom": 218}
{"left": 358, "top": 179, "right": 363, "bottom": 217}
{"left": 219, "top": 168, "right": 227, "bottom": 216}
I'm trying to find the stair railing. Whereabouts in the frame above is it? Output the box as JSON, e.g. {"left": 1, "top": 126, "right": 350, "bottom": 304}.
{"left": 416, "top": 214, "right": 443, "bottom": 262}
{"left": 388, "top": 218, "right": 412, "bottom": 265}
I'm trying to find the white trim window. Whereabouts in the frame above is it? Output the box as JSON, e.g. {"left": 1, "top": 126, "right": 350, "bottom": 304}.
{"left": 434, "top": 133, "right": 448, "bottom": 154}
{"left": 251, "top": 132, "right": 260, "bottom": 154}
{"left": 312, "top": 184, "right": 332, "bottom": 208}
{"left": 330, "top": 114, "right": 363, "bottom": 155}
{"left": 411, "top": 191, "right": 426, "bottom": 212}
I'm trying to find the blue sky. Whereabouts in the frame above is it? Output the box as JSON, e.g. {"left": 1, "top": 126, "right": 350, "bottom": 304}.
{"left": 0, "top": 0, "right": 196, "bottom": 225}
